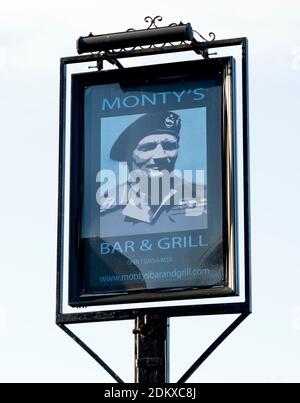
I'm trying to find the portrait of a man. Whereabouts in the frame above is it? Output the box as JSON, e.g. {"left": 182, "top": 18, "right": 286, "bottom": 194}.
{"left": 98, "top": 110, "right": 207, "bottom": 238}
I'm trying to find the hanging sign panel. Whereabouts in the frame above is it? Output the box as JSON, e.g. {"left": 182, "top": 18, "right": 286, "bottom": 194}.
{"left": 68, "top": 58, "right": 238, "bottom": 306}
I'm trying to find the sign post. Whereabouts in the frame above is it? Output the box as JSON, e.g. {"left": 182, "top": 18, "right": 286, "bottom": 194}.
{"left": 56, "top": 17, "right": 251, "bottom": 383}
{"left": 134, "top": 315, "right": 169, "bottom": 383}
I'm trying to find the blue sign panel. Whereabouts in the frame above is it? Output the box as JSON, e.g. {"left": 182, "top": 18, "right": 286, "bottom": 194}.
{"left": 69, "top": 58, "right": 238, "bottom": 306}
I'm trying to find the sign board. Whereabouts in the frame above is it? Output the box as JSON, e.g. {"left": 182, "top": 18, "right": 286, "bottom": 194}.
{"left": 68, "top": 57, "right": 238, "bottom": 307}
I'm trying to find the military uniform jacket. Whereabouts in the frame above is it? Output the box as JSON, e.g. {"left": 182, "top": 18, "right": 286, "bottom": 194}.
{"left": 99, "top": 180, "right": 207, "bottom": 238}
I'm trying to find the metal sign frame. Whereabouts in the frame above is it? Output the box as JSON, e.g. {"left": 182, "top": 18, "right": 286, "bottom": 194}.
{"left": 56, "top": 20, "right": 251, "bottom": 383}
{"left": 68, "top": 57, "right": 238, "bottom": 308}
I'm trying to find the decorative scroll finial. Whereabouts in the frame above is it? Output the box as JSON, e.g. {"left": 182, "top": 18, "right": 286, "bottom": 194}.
{"left": 193, "top": 29, "right": 216, "bottom": 42}
{"left": 144, "top": 16, "right": 163, "bottom": 29}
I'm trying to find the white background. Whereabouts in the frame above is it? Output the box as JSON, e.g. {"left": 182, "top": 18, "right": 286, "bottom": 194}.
{"left": 0, "top": 0, "right": 299, "bottom": 383}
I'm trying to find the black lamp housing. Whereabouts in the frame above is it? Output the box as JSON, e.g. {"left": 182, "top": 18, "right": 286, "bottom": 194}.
{"left": 76, "top": 23, "right": 194, "bottom": 54}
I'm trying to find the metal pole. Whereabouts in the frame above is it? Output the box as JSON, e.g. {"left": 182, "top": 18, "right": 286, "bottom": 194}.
{"left": 134, "top": 314, "right": 169, "bottom": 383}
{"left": 241, "top": 38, "right": 252, "bottom": 313}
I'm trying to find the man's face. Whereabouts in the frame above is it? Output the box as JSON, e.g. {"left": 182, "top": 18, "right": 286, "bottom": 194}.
{"left": 131, "top": 133, "right": 179, "bottom": 177}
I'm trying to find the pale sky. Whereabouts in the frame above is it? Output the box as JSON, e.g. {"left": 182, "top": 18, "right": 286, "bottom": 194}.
{"left": 0, "top": 0, "right": 300, "bottom": 383}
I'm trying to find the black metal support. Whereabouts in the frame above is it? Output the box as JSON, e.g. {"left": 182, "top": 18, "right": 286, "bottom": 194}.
{"left": 133, "top": 315, "right": 169, "bottom": 383}
{"left": 56, "top": 18, "right": 251, "bottom": 383}
{"left": 58, "top": 324, "right": 124, "bottom": 383}
{"left": 56, "top": 302, "right": 249, "bottom": 325}
{"left": 177, "top": 313, "right": 249, "bottom": 383}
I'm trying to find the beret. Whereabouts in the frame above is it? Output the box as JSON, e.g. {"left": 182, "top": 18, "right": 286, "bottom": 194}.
{"left": 110, "top": 111, "right": 181, "bottom": 161}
